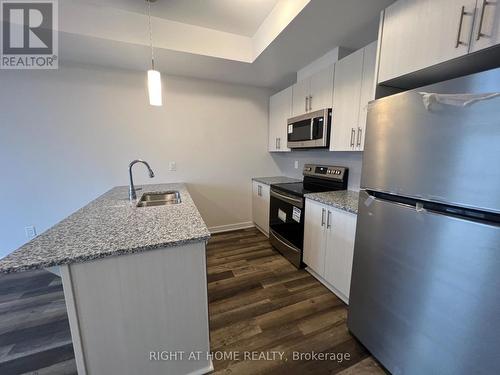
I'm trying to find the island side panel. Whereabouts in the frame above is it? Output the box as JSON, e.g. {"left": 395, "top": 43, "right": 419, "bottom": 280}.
{"left": 60, "top": 242, "right": 212, "bottom": 375}
{"left": 60, "top": 265, "right": 88, "bottom": 375}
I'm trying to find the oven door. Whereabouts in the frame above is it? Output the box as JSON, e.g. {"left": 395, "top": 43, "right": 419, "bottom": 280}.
{"left": 287, "top": 109, "right": 330, "bottom": 149}
{"left": 269, "top": 189, "right": 304, "bottom": 268}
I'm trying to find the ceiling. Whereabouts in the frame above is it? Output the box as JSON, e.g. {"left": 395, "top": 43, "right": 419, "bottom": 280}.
{"left": 92, "top": 0, "right": 280, "bottom": 36}
{"left": 59, "top": 0, "right": 396, "bottom": 90}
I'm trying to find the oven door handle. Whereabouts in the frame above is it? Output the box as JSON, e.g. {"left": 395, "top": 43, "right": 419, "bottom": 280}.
{"left": 270, "top": 229, "right": 300, "bottom": 254}
{"left": 270, "top": 190, "right": 303, "bottom": 208}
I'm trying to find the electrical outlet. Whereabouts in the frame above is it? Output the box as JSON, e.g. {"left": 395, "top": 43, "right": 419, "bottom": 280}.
{"left": 25, "top": 226, "right": 37, "bottom": 240}
{"left": 169, "top": 161, "right": 176, "bottom": 171}
{"left": 294, "top": 160, "right": 299, "bottom": 169}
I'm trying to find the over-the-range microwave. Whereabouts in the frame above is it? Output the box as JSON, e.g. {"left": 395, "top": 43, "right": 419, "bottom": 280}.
{"left": 287, "top": 108, "right": 331, "bottom": 149}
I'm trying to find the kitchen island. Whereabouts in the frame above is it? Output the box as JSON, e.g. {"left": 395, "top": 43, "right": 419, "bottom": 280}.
{"left": 0, "top": 183, "right": 212, "bottom": 375}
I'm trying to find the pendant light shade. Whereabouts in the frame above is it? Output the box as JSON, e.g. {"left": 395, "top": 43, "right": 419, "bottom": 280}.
{"left": 148, "top": 69, "right": 162, "bottom": 106}
{"left": 146, "top": 0, "right": 162, "bottom": 107}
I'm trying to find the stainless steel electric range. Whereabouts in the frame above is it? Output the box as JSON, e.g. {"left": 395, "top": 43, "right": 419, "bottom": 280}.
{"left": 269, "top": 164, "right": 348, "bottom": 268}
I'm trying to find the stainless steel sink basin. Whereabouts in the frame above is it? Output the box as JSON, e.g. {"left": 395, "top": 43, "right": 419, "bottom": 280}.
{"left": 136, "top": 191, "right": 181, "bottom": 207}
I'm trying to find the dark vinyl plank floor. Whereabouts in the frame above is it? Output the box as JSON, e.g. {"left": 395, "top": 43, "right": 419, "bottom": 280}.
{"left": 0, "top": 227, "right": 385, "bottom": 375}
{"left": 0, "top": 270, "right": 77, "bottom": 375}
{"left": 207, "top": 227, "right": 385, "bottom": 375}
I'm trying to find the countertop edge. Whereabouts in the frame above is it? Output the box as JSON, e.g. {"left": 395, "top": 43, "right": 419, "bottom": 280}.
{"left": 0, "top": 234, "right": 211, "bottom": 274}
{"left": 305, "top": 191, "right": 359, "bottom": 215}
{"left": 252, "top": 176, "right": 301, "bottom": 185}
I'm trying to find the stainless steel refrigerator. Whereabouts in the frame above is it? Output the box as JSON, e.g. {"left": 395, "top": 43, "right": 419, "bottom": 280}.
{"left": 348, "top": 68, "right": 500, "bottom": 375}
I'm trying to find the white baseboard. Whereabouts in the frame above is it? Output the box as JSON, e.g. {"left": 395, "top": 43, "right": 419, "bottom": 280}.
{"left": 208, "top": 221, "right": 255, "bottom": 234}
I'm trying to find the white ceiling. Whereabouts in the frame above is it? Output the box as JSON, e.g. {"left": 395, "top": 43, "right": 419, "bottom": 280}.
{"left": 60, "top": 0, "right": 396, "bottom": 90}
{"left": 85, "top": 0, "right": 280, "bottom": 36}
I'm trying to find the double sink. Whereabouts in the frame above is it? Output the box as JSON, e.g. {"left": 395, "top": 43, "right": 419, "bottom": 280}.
{"left": 136, "top": 191, "right": 182, "bottom": 208}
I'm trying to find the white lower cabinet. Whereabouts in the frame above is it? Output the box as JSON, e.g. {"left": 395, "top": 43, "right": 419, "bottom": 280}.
{"left": 252, "top": 181, "right": 270, "bottom": 236}
{"left": 303, "top": 199, "right": 327, "bottom": 275}
{"left": 303, "top": 198, "right": 357, "bottom": 303}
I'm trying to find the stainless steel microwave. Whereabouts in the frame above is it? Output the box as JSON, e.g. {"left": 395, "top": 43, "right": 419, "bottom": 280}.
{"left": 287, "top": 108, "right": 331, "bottom": 149}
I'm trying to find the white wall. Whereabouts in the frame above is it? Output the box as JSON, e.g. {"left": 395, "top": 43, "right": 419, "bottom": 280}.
{"left": 296, "top": 47, "right": 352, "bottom": 81}
{"left": 271, "top": 151, "right": 363, "bottom": 191}
{"left": 0, "top": 64, "right": 281, "bottom": 258}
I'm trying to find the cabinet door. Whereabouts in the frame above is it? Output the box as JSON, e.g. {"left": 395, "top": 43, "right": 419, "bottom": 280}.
{"left": 259, "top": 184, "right": 270, "bottom": 235}
{"left": 378, "top": 0, "right": 476, "bottom": 84}
{"left": 330, "top": 49, "right": 364, "bottom": 151}
{"left": 357, "top": 41, "right": 378, "bottom": 151}
{"left": 292, "top": 78, "right": 310, "bottom": 117}
{"left": 470, "top": 0, "right": 500, "bottom": 52}
{"left": 309, "top": 65, "right": 334, "bottom": 112}
{"left": 269, "top": 87, "right": 292, "bottom": 152}
{"left": 303, "top": 199, "right": 327, "bottom": 276}
{"left": 324, "top": 208, "right": 357, "bottom": 303}
{"left": 252, "top": 182, "right": 270, "bottom": 235}
{"left": 252, "top": 181, "right": 261, "bottom": 227}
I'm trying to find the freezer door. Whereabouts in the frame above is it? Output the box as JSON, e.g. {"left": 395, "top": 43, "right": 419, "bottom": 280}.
{"left": 362, "top": 71, "right": 500, "bottom": 213}
{"left": 348, "top": 190, "right": 500, "bottom": 375}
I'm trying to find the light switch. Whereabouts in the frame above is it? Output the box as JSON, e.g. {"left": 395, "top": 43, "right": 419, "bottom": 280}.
{"left": 169, "top": 161, "right": 176, "bottom": 171}
{"left": 294, "top": 160, "right": 299, "bottom": 169}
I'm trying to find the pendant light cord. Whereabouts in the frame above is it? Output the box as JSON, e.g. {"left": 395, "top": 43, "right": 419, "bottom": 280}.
{"left": 147, "top": 0, "right": 155, "bottom": 70}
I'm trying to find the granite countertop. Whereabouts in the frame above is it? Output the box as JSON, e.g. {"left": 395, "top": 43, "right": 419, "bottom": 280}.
{"left": 0, "top": 183, "right": 211, "bottom": 273}
{"left": 252, "top": 176, "right": 301, "bottom": 185}
{"left": 305, "top": 190, "right": 360, "bottom": 214}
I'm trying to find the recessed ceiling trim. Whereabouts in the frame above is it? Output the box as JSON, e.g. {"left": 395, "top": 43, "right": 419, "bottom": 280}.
{"left": 58, "top": 0, "right": 310, "bottom": 64}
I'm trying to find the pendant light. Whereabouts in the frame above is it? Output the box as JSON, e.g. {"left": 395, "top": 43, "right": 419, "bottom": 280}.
{"left": 146, "top": 0, "right": 162, "bottom": 106}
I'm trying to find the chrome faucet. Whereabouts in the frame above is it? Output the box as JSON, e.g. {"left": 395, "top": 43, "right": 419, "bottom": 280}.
{"left": 129, "top": 159, "right": 155, "bottom": 202}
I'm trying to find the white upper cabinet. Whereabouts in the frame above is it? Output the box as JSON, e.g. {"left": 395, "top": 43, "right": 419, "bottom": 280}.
{"left": 292, "top": 79, "right": 311, "bottom": 117}
{"left": 330, "top": 43, "right": 377, "bottom": 152}
{"left": 357, "top": 41, "right": 378, "bottom": 151}
{"left": 378, "top": 0, "right": 478, "bottom": 83}
{"left": 309, "top": 66, "right": 335, "bottom": 112}
{"left": 268, "top": 87, "right": 292, "bottom": 152}
{"left": 331, "top": 48, "right": 364, "bottom": 151}
{"left": 470, "top": 0, "right": 500, "bottom": 52}
{"left": 292, "top": 66, "right": 334, "bottom": 117}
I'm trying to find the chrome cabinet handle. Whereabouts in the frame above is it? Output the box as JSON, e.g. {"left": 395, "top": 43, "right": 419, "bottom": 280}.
{"left": 275, "top": 138, "right": 278, "bottom": 149}
{"left": 258, "top": 185, "right": 261, "bottom": 196}
{"left": 350, "top": 128, "right": 356, "bottom": 147}
{"left": 477, "top": 0, "right": 493, "bottom": 40}
{"left": 309, "top": 95, "right": 313, "bottom": 111}
{"left": 321, "top": 208, "right": 325, "bottom": 226}
{"left": 455, "top": 6, "right": 473, "bottom": 48}
{"left": 327, "top": 210, "right": 332, "bottom": 229}
{"left": 305, "top": 96, "right": 308, "bottom": 112}
{"left": 277, "top": 137, "right": 281, "bottom": 149}
{"left": 357, "top": 127, "right": 362, "bottom": 147}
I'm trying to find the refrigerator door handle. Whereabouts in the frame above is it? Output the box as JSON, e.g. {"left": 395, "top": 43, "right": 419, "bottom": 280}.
{"left": 367, "top": 190, "right": 500, "bottom": 226}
